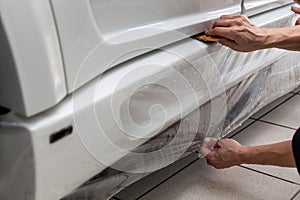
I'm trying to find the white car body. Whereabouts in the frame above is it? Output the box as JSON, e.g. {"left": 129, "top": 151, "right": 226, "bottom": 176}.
{"left": 0, "top": 0, "right": 299, "bottom": 199}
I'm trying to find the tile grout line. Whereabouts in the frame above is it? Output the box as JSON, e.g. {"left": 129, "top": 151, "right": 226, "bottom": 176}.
{"left": 230, "top": 92, "right": 297, "bottom": 138}
{"left": 112, "top": 196, "right": 122, "bottom": 200}
{"left": 228, "top": 120, "right": 257, "bottom": 139}
{"left": 135, "top": 157, "right": 200, "bottom": 200}
{"left": 291, "top": 189, "right": 300, "bottom": 200}
{"left": 252, "top": 92, "right": 297, "bottom": 121}
{"left": 253, "top": 119, "right": 298, "bottom": 131}
{"left": 239, "top": 165, "right": 300, "bottom": 186}
{"left": 246, "top": 92, "right": 298, "bottom": 131}
{"left": 231, "top": 92, "right": 300, "bottom": 199}
{"left": 117, "top": 91, "right": 300, "bottom": 200}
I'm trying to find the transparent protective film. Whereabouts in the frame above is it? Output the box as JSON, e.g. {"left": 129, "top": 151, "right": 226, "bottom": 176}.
{"left": 64, "top": 50, "right": 300, "bottom": 200}
{"left": 64, "top": 6, "right": 300, "bottom": 200}
{"left": 64, "top": 26, "right": 226, "bottom": 199}
{"left": 65, "top": 37, "right": 300, "bottom": 199}
{"left": 0, "top": 6, "right": 299, "bottom": 200}
{"left": 70, "top": 27, "right": 227, "bottom": 175}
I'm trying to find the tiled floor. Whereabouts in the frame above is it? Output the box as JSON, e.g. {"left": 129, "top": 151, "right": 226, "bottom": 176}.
{"left": 114, "top": 87, "right": 300, "bottom": 200}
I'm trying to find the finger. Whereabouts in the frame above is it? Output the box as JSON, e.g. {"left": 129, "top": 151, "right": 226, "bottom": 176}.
{"left": 208, "top": 138, "right": 219, "bottom": 150}
{"left": 215, "top": 138, "right": 226, "bottom": 148}
{"left": 206, "top": 159, "right": 213, "bottom": 166}
{"left": 291, "top": 5, "right": 300, "bottom": 14}
{"left": 220, "top": 14, "right": 243, "bottom": 19}
{"left": 214, "top": 165, "right": 224, "bottom": 169}
{"left": 240, "top": 15, "right": 255, "bottom": 26}
{"left": 211, "top": 19, "right": 238, "bottom": 28}
{"left": 206, "top": 150, "right": 217, "bottom": 160}
{"left": 207, "top": 160, "right": 220, "bottom": 168}
{"left": 211, "top": 17, "right": 254, "bottom": 29}
{"left": 216, "top": 139, "right": 233, "bottom": 150}
{"left": 206, "top": 27, "right": 236, "bottom": 41}
{"left": 202, "top": 137, "right": 218, "bottom": 152}
{"left": 201, "top": 146, "right": 211, "bottom": 156}
{"left": 217, "top": 138, "right": 234, "bottom": 147}
{"left": 217, "top": 148, "right": 227, "bottom": 156}
{"left": 296, "top": 18, "right": 300, "bottom": 26}
{"left": 220, "top": 14, "right": 254, "bottom": 25}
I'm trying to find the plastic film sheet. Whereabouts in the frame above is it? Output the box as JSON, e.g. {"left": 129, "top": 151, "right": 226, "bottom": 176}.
{"left": 0, "top": 7, "right": 299, "bottom": 199}
{"left": 63, "top": 50, "right": 300, "bottom": 199}
{"left": 0, "top": 44, "right": 299, "bottom": 200}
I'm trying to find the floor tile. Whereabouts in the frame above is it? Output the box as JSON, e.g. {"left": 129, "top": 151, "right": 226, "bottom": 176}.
{"left": 115, "top": 153, "right": 198, "bottom": 200}
{"left": 226, "top": 119, "right": 255, "bottom": 138}
{"left": 292, "top": 190, "right": 300, "bottom": 200}
{"left": 233, "top": 121, "right": 299, "bottom": 184}
{"left": 140, "top": 159, "right": 299, "bottom": 200}
{"left": 261, "top": 95, "right": 300, "bottom": 129}
{"left": 251, "top": 93, "right": 294, "bottom": 119}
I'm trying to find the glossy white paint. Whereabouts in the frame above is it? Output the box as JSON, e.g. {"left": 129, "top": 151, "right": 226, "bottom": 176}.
{"left": 0, "top": 0, "right": 66, "bottom": 116}
{"left": 0, "top": 5, "right": 298, "bottom": 199}
{"left": 0, "top": 0, "right": 292, "bottom": 116}
{"left": 50, "top": 0, "right": 292, "bottom": 92}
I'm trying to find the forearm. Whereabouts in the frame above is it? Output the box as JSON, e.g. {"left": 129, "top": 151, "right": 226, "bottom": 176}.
{"left": 263, "top": 26, "right": 300, "bottom": 51}
{"left": 241, "top": 141, "right": 296, "bottom": 167}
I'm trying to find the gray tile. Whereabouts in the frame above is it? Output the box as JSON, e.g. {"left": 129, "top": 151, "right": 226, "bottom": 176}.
{"left": 292, "top": 190, "right": 300, "bottom": 200}
{"left": 140, "top": 159, "right": 299, "bottom": 200}
{"left": 251, "top": 93, "right": 294, "bottom": 119}
{"left": 261, "top": 95, "right": 300, "bottom": 129}
{"left": 116, "top": 153, "right": 198, "bottom": 200}
{"left": 233, "top": 121, "right": 299, "bottom": 184}
{"left": 226, "top": 119, "right": 255, "bottom": 138}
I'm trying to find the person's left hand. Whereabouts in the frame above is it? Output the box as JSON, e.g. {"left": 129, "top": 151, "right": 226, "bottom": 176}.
{"left": 203, "top": 138, "right": 247, "bottom": 169}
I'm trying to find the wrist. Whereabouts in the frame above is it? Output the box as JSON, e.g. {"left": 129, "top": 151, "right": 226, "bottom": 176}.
{"left": 258, "top": 28, "right": 275, "bottom": 49}
{"left": 262, "top": 26, "right": 300, "bottom": 50}
{"left": 238, "top": 146, "right": 253, "bottom": 164}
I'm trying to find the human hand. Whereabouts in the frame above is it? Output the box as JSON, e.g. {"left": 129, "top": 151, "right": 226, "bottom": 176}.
{"left": 291, "top": 6, "right": 300, "bottom": 25}
{"left": 203, "top": 138, "right": 247, "bottom": 169}
{"left": 206, "top": 15, "right": 271, "bottom": 52}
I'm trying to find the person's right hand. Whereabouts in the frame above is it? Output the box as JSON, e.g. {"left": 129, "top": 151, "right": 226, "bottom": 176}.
{"left": 206, "top": 15, "right": 271, "bottom": 52}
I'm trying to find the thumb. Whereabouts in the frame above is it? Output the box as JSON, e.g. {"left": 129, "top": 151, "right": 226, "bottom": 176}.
{"left": 206, "top": 150, "right": 218, "bottom": 160}
{"left": 201, "top": 137, "right": 218, "bottom": 156}
{"left": 204, "top": 137, "right": 219, "bottom": 149}
{"left": 215, "top": 138, "right": 229, "bottom": 148}
{"left": 201, "top": 145, "right": 211, "bottom": 156}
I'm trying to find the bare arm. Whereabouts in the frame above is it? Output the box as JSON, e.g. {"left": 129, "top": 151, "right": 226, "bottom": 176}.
{"left": 268, "top": 5, "right": 300, "bottom": 51}
{"left": 242, "top": 141, "right": 296, "bottom": 167}
{"left": 264, "top": 26, "right": 300, "bottom": 51}
{"left": 205, "top": 6, "right": 300, "bottom": 52}
{"left": 204, "top": 139, "right": 296, "bottom": 169}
